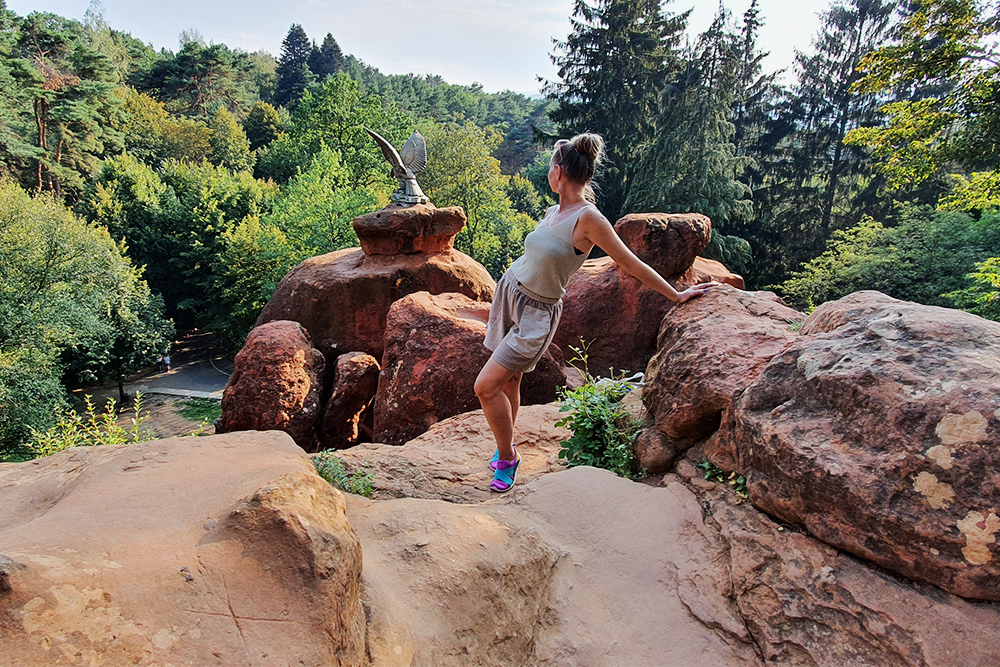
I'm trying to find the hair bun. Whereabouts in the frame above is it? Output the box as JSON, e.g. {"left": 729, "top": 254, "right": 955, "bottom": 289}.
{"left": 571, "top": 133, "right": 605, "bottom": 164}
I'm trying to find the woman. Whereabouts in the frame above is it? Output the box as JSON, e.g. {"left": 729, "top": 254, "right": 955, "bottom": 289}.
{"left": 474, "top": 133, "right": 718, "bottom": 492}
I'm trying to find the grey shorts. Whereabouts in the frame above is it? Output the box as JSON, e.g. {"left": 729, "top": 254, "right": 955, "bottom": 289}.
{"left": 484, "top": 273, "right": 563, "bottom": 373}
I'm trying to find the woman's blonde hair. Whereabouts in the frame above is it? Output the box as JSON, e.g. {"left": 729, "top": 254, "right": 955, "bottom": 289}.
{"left": 552, "top": 133, "right": 605, "bottom": 202}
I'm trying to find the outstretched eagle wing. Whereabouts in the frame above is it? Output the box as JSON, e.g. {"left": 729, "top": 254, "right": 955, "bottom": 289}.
{"left": 366, "top": 128, "right": 404, "bottom": 172}
{"left": 399, "top": 131, "right": 428, "bottom": 174}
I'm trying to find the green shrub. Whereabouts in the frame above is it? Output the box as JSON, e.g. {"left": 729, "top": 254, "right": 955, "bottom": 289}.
{"left": 555, "top": 342, "right": 642, "bottom": 478}
{"left": 28, "top": 393, "right": 156, "bottom": 458}
{"left": 313, "top": 450, "right": 375, "bottom": 497}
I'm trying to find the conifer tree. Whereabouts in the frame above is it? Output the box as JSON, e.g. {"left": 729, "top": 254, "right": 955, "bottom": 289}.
{"left": 308, "top": 33, "right": 343, "bottom": 82}
{"left": 544, "top": 0, "right": 689, "bottom": 220}
{"left": 626, "top": 7, "right": 752, "bottom": 270}
{"left": 274, "top": 24, "right": 313, "bottom": 108}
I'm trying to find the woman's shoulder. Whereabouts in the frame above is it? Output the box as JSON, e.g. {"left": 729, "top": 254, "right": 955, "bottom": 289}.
{"left": 577, "top": 203, "right": 611, "bottom": 226}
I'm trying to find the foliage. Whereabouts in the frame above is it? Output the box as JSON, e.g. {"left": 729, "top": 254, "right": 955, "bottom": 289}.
{"left": 178, "top": 396, "right": 221, "bottom": 423}
{"left": 209, "top": 107, "right": 254, "bottom": 172}
{"left": 256, "top": 72, "right": 409, "bottom": 188}
{"left": 695, "top": 459, "right": 748, "bottom": 500}
{"left": 945, "top": 256, "right": 1000, "bottom": 321}
{"left": 243, "top": 101, "right": 283, "bottom": 151}
{"left": 273, "top": 24, "right": 313, "bottom": 108}
{"left": 418, "top": 120, "right": 535, "bottom": 277}
{"left": 777, "top": 208, "right": 1000, "bottom": 311}
{"left": 847, "top": 0, "right": 1000, "bottom": 211}
{"left": 116, "top": 89, "right": 212, "bottom": 166}
{"left": 307, "top": 33, "right": 343, "bottom": 82}
{"left": 0, "top": 180, "right": 169, "bottom": 456}
{"left": 313, "top": 450, "right": 375, "bottom": 497}
{"left": 555, "top": 341, "right": 641, "bottom": 479}
{"left": 27, "top": 392, "right": 154, "bottom": 458}
{"left": 545, "top": 0, "right": 690, "bottom": 221}
{"left": 142, "top": 40, "right": 259, "bottom": 117}
{"left": 627, "top": 6, "right": 752, "bottom": 270}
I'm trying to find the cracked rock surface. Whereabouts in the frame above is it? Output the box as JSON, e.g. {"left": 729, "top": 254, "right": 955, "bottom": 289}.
{"left": 0, "top": 432, "right": 365, "bottom": 667}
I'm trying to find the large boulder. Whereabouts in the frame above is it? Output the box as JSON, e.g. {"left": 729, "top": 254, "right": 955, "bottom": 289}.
{"left": 372, "top": 292, "right": 565, "bottom": 446}
{"left": 635, "top": 287, "right": 804, "bottom": 473}
{"left": 337, "top": 402, "right": 570, "bottom": 503}
{"left": 0, "top": 432, "right": 365, "bottom": 667}
{"left": 719, "top": 291, "right": 1000, "bottom": 600}
{"left": 347, "top": 462, "right": 1000, "bottom": 666}
{"left": 320, "top": 351, "right": 381, "bottom": 450}
{"left": 257, "top": 203, "right": 495, "bottom": 363}
{"left": 352, "top": 204, "right": 466, "bottom": 255}
{"left": 217, "top": 320, "right": 325, "bottom": 452}
{"left": 552, "top": 213, "right": 743, "bottom": 374}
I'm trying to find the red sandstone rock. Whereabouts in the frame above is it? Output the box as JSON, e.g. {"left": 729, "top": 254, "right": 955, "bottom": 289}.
{"left": 218, "top": 320, "right": 325, "bottom": 452}
{"left": 552, "top": 214, "right": 743, "bottom": 374}
{"left": 635, "top": 286, "right": 803, "bottom": 474}
{"left": 719, "top": 291, "right": 1000, "bottom": 601}
{"left": 372, "top": 292, "right": 565, "bottom": 446}
{"left": 614, "top": 212, "right": 711, "bottom": 277}
{"left": 256, "top": 248, "right": 495, "bottom": 362}
{"left": 0, "top": 433, "right": 365, "bottom": 667}
{"left": 352, "top": 204, "right": 466, "bottom": 255}
{"left": 337, "top": 403, "right": 570, "bottom": 503}
{"left": 320, "top": 351, "right": 380, "bottom": 450}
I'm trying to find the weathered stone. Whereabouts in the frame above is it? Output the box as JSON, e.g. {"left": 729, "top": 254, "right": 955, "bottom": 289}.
{"left": 257, "top": 248, "right": 494, "bottom": 362}
{"left": 218, "top": 320, "right": 325, "bottom": 452}
{"left": 0, "top": 433, "right": 365, "bottom": 667}
{"left": 352, "top": 204, "right": 466, "bottom": 255}
{"left": 320, "top": 351, "right": 380, "bottom": 450}
{"left": 720, "top": 291, "right": 1000, "bottom": 600}
{"left": 373, "top": 292, "right": 565, "bottom": 446}
{"left": 614, "top": 212, "right": 711, "bottom": 277}
{"left": 637, "top": 286, "right": 804, "bottom": 473}
{"left": 337, "top": 402, "right": 570, "bottom": 503}
{"left": 552, "top": 215, "right": 743, "bottom": 374}
{"left": 678, "top": 458, "right": 1000, "bottom": 667}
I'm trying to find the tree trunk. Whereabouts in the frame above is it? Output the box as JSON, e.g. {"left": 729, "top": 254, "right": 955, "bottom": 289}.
{"left": 117, "top": 377, "right": 127, "bottom": 406}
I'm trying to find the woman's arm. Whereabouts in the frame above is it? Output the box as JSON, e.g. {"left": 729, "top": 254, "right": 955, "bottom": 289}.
{"left": 578, "top": 208, "right": 718, "bottom": 304}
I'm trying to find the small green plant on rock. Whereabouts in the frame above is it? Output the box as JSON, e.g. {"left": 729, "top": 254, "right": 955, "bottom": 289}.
{"left": 28, "top": 393, "right": 156, "bottom": 458}
{"left": 555, "top": 340, "right": 642, "bottom": 479}
{"left": 314, "top": 450, "right": 375, "bottom": 497}
{"left": 695, "top": 459, "right": 749, "bottom": 500}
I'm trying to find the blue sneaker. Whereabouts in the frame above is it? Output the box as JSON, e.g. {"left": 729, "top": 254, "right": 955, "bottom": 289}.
{"left": 490, "top": 448, "right": 521, "bottom": 493}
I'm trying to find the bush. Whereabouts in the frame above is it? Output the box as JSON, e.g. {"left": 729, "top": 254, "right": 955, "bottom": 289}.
{"left": 313, "top": 450, "right": 375, "bottom": 497}
{"left": 27, "top": 393, "right": 155, "bottom": 458}
{"left": 555, "top": 342, "right": 642, "bottom": 478}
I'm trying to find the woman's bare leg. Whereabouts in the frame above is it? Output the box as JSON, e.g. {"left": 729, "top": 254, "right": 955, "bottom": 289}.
{"left": 502, "top": 371, "right": 523, "bottom": 429}
{"left": 475, "top": 359, "right": 519, "bottom": 462}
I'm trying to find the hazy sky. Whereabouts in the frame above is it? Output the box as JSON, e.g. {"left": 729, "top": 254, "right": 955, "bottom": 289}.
{"left": 9, "top": 0, "right": 836, "bottom": 94}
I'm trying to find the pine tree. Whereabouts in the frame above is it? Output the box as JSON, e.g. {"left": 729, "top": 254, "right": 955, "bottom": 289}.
{"left": 307, "top": 33, "right": 343, "bottom": 82}
{"left": 544, "top": 0, "right": 689, "bottom": 221}
{"left": 274, "top": 24, "right": 313, "bottom": 108}
{"left": 626, "top": 6, "right": 752, "bottom": 270}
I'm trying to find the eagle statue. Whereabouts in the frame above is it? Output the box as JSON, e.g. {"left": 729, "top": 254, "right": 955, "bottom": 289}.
{"left": 366, "top": 128, "right": 430, "bottom": 206}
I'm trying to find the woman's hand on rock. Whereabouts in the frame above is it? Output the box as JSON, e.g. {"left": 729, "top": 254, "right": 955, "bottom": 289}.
{"left": 676, "top": 281, "right": 721, "bottom": 303}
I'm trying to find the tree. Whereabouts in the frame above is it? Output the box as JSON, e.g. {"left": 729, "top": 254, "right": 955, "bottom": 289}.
{"left": 209, "top": 106, "right": 254, "bottom": 172}
{"left": 16, "top": 11, "right": 124, "bottom": 198}
{"left": 419, "top": 120, "right": 536, "bottom": 276}
{"left": 846, "top": 0, "right": 1000, "bottom": 210}
{"left": 257, "top": 72, "right": 410, "bottom": 189}
{"left": 243, "top": 100, "right": 283, "bottom": 151}
{"left": 308, "top": 33, "right": 343, "bottom": 82}
{"left": 116, "top": 88, "right": 212, "bottom": 166}
{"left": 544, "top": 0, "right": 689, "bottom": 220}
{"left": 146, "top": 40, "right": 257, "bottom": 116}
{"left": 626, "top": 7, "right": 752, "bottom": 271}
{"left": 0, "top": 181, "right": 169, "bottom": 458}
{"left": 273, "top": 24, "right": 312, "bottom": 108}
{"left": 778, "top": 206, "right": 1000, "bottom": 310}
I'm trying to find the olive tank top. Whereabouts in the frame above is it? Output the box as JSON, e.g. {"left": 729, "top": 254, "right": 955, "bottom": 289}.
{"left": 507, "top": 204, "right": 592, "bottom": 300}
